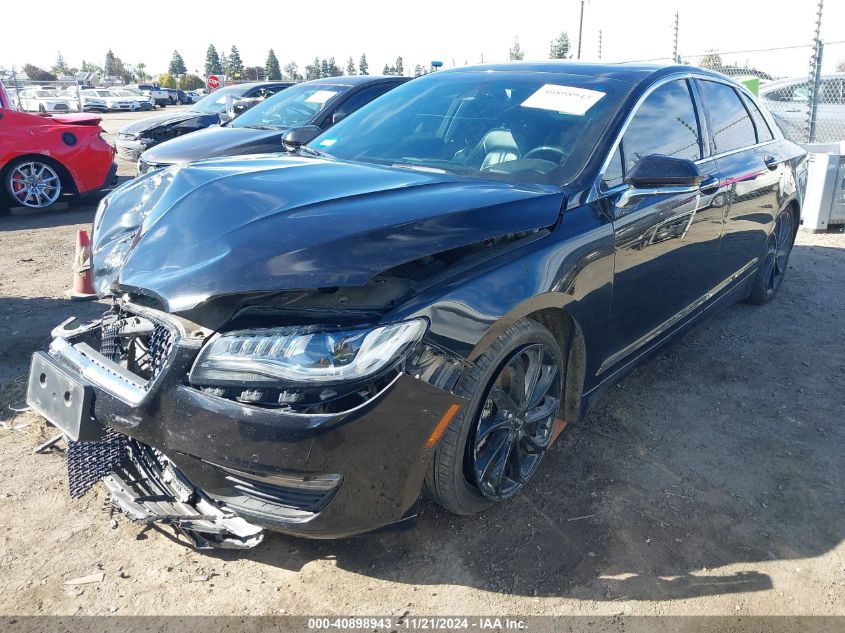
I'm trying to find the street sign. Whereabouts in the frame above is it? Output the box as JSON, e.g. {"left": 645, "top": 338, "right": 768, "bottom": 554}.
{"left": 207, "top": 75, "right": 220, "bottom": 90}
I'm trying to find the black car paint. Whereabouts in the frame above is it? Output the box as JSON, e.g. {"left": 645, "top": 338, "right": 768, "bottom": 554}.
{"left": 138, "top": 77, "right": 407, "bottom": 169}
{"left": 115, "top": 82, "right": 294, "bottom": 161}
{"left": 63, "top": 64, "right": 807, "bottom": 538}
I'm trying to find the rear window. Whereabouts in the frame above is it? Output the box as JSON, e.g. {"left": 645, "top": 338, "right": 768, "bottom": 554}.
{"left": 698, "top": 80, "right": 757, "bottom": 153}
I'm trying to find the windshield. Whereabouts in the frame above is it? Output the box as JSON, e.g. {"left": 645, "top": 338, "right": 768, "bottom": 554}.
{"left": 189, "top": 85, "right": 248, "bottom": 113}
{"left": 231, "top": 83, "right": 346, "bottom": 129}
{"left": 34, "top": 91, "right": 56, "bottom": 98}
{"left": 311, "top": 70, "right": 630, "bottom": 186}
{"left": 95, "top": 90, "right": 113, "bottom": 97}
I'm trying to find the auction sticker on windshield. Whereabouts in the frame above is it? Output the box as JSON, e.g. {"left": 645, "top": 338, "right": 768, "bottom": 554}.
{"left": 521, "top": 84, "right": 605, "bottom": 116}
{"left": 306, "top": 90, "right": 341, "bottom": 104}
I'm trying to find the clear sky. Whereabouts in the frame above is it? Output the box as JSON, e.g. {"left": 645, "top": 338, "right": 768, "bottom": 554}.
{"left": 2, "top": 0, "right": 844, "bottom": 79}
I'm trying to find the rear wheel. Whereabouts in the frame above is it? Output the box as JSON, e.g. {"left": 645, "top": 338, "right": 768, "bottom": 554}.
{"left": 4, "top": 159, "right": 63, "bottom": 209}
{"left": 748, "top": 208, "right": 795, "bottom": 305}
{"left": 425, "top": 319, "right": 565, "bottom": 515}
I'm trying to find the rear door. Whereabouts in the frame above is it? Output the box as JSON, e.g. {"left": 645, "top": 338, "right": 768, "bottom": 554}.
{"left": 599, "top": 77, "right": 726, "bottom": 373}
{"left": 696, "top": 79, "right": 783, "bottom": 278}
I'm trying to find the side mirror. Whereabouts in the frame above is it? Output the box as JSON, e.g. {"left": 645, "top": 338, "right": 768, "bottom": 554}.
{"left": 331, "top": 111, "right": 347, "bottom": 125}
{"left": 282, "top": 125, "right": 323, "bottom": 151}
{"left": 617, "top": 155, "right": 702, "bottom": 209}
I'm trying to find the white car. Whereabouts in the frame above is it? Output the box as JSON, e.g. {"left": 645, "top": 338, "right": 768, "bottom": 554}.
{"left": 15, "top": 89, "right": 74, "bottom": 113}
{"left": 81, "top": 89, "right": 138, "bottom": 112}
{"left": 759, "top": 73, "right": 845, "bottom": 144}
{"left": 112, "top": 89, "right": 156, "bottom": 111}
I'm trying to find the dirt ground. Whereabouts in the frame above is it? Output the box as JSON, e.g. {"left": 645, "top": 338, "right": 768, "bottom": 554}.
{"left": 0, "top": 110, "right": 843, "bottom": 618}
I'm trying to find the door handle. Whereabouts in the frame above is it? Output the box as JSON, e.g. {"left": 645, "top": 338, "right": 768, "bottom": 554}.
{"left": 698, "top": 176, "right": 719, "bottom": 194}
{"left": 763, "top": 156, "right": 780, "bottom": 171}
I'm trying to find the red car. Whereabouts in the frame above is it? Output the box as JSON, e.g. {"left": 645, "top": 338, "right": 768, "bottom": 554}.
{"left": 0, "top": 81, "right": 116, "bottom": 213}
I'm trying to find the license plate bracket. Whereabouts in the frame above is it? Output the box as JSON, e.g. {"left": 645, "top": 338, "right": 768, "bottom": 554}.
{"left": 27, "top": 352, "right": 104, "bottom": 442}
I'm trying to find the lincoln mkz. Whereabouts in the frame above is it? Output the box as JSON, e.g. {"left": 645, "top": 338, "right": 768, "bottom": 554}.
{"left": 27, "top": 62, "right": 806, "bottom": 548}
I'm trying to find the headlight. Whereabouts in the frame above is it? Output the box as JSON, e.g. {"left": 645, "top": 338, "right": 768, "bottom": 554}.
{"left": 190, "top": 319, "right": 428, "bottom": 387}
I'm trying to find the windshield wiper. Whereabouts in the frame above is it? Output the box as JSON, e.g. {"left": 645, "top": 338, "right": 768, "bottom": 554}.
{"left": 241, "top": 124, "right": 279, "bottom": 130}
{"left": 297, "top": 145, "right": 329, "bottom": 158}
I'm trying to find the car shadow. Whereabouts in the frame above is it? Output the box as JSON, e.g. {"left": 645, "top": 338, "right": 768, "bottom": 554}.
{"left": 199, "top": 243, "right": 844, "bottom": 602}
{"left": 7, "top": 242, "right": 844, "bottom": 603}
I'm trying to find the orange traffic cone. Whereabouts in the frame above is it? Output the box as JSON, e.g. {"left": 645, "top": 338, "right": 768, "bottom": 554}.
{"left": 68, "top": 229, "right": 96, "bottom": 301}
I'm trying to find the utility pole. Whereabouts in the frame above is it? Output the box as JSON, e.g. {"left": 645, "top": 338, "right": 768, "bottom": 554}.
{"left": 577, "top": 0, "right": 586, "bottom": 60}
{"left": 807, "top": 0, "right": 824, "bottom": 143}
{"left": 673, "top": 12, "right": 680, "bottom": 63}
{"left": 598, "top": 29, "right": 602, "bottom": 60}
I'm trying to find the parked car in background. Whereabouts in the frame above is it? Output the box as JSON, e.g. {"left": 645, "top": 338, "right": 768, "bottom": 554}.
{"left": 115, "top": 81, "right": 293, "bottom": 161}
{"left": 15, "top": 88, "right": 74, "bottom": 113}
{"left": 185, "top": 90, "right": 202, "bottom": 103}
{"left": 164, "top": 88, "right": 192, "bottom": 105}
{"left": 139, "top": 76, "right": 408, "bottom": 173}
{"left": 125, "top": 83, "right": 170, "bottom": 107}
{"left": 759, "top": 73, "right": 845, "bottom": 143}
{"left": 112, "top": 88, "right": 156, "bottom": 111}
{"left": 81, "top": 89, "right": 137, "bottom": 112}
{"left": 29, "top": 62, "right": 805, "bottom": 547}
{"left": 0, "top": 80, "right": 116, "bottom": 212}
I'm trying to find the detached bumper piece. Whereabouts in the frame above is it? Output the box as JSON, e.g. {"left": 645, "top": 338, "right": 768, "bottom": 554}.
{"left": 103, "top": 440, "right": 264, "bottom": 549}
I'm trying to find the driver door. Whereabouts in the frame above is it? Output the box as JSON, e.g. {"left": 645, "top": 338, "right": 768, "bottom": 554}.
{"left": 598, "top": 78, "right": 726, "bottom": 374}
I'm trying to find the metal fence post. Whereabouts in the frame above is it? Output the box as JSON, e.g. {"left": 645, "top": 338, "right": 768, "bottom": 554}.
{"left": 807, "top": 0, "right": 824, "bottom": 143}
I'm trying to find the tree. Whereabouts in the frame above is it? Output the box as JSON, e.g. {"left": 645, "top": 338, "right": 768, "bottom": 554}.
{"left": 265, "top": 49, "right": 282, "bottom": 80}
{"left": 346, "top": 56, "right": 356, "bottom": 75}
{"left": 219, "top": 51, "right": 230, "bottom": 76}
{"left": 159, "top": 73, "right": 177, "bottom": 89}
{"left": 179, "top": 74, "right": 204, "bottom": 90}
{"left": 549, "top": 32, "right": 571, "bottom": 59}
{"left": 23, "top": 64, "right": 57, "bottom": 81}
{"left": 326, "top": 57, "right": 342, "bottom": 77}
{"left": 52, "top": 52, "right": 69, "bottom": 77}
{"left": 509, "top": 37, "right": 524, "bottom": 61}
{"left": 383, "top": 63, "right": 392, "bottom": 75}
{"left": 169, "top": 50, "right": 187, "bottom": 76}
{"left": 414, "top": 64, "right": 426, "bottom": 77}
{"left": 205, "top": 44, "right": 222, "bottom": 76}
{"left": 320, "top": 59, "right": 329, "bottom": 78}
{"left": 699, "top": 51, "right": 723, "bottom": 70}
{"left": 81, "top": 60, "right": 103, "bottom": 75}
{"left": 104, "top": 49, "right": 119, "bottom": 76}
{"left": 283, "top": 61, "right": 301, "bottom": 81}
{"left": 242, "top": 66, "right": 265, "bottom": 81}
{"left": 395, "top": 56, "right": 404, "bottom": 76}
{"left": 135, "top": 62, "right": 150, "bottom": 81}
{"left": 359, "top": 53, "right": 369, "bottom": 75}
{"left": 229, "top": 45, "right": 244, "bottom": 79}
{"left": 305, "top": 58, "right": 321, "bottom": 80}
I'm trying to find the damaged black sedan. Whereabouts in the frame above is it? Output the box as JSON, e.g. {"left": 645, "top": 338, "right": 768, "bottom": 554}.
{"left": 28, "top": 62, "right": 805, "bottom": 548}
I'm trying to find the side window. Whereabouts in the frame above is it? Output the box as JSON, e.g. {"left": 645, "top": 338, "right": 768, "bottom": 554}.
{"left": 617, "top": 79, "right": 702, "bottom": 175}
{"left": 601, "top": 145, "right": 625, "bottom": 190}
{"left": 698, "top": 81, "right": 757, "bottom": 153}
{"left": 334, "top": 84, "right": 394, "bottom": 119}
{"left": 765, "top": 82, "right": 808, "bottom": 103}
{"left": 740, "top": 93, "right": 774, "bottom": 142}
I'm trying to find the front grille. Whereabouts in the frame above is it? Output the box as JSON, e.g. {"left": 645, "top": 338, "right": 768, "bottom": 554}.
{"left": 99, "top": 310, "right": 176, "bottom": 385}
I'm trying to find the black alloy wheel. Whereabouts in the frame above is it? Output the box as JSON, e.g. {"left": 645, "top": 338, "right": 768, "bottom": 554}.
{"left": 471, "top": 343, "right": 561, "bottom": 500}
{"left": 748, "top": 208, "right": 795, "bottom": 304}
{"left": 424, "top": 318, "right": 566, "bottom": 515}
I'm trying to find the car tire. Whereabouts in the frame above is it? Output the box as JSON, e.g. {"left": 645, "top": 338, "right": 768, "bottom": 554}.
{"left": 747, "top": 207, "right": 796, "bottom": 305}
{"left": 424, "top": 318, "right": 566, "bottom": 515}
{"left": 3, "top": 158, "right": 64, "bottom": 210}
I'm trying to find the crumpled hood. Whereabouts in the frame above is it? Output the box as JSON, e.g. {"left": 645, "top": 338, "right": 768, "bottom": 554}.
{"left": 92, "top": 154, "right": 564, "bottom": 312}
{"left": 141, "top": 126, "right": 283, "bottom": 165}
{"left": 120, "top": 110, "right": 219, "bottom": 135}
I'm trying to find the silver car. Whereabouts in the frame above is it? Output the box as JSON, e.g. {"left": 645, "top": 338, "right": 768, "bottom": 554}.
{"left": 759, "top": 73, "right": 845, "bottom": 143}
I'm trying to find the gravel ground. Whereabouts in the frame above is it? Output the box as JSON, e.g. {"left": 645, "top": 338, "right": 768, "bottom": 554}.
{"left": 0, "top": 111, "right": 843, "bottom": 619}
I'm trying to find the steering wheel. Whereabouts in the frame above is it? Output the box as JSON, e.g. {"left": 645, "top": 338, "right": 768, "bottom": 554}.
{"left": 522, "top": 146, "right": 568, "bottom": 164}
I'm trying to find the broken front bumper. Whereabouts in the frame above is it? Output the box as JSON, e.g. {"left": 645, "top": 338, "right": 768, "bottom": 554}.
{"left": 27, "top": 306, "right": 466, "bottom": 546}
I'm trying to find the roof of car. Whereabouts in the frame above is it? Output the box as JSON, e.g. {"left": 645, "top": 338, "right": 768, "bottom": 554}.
{"left": 298, "top": 75, "right": 410, "bottom": 87}
{"left": 445, "top": 61, "right": 729, "bottom": 83}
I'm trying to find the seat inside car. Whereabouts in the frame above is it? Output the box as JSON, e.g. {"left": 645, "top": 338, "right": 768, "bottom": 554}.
{"left": 460, "top": 129, "right": 521, "bottom": 169}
